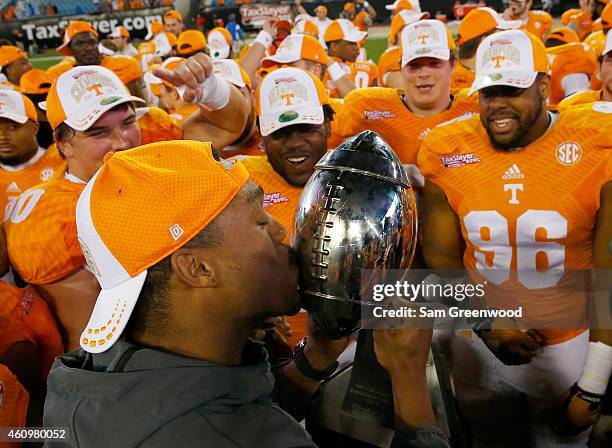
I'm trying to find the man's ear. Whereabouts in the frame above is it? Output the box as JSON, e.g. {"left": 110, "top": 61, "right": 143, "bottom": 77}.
{"left": 55, "top": 132, "right": 73, "bottom": 160}
{"left": 539, "top": 73, "right": 551, "bottom": 101}
{"left": 312, "top": 62, "right": 323, "bottom": 78}
{"left": 171, "top": 248, "right": 218, "bottom": 288}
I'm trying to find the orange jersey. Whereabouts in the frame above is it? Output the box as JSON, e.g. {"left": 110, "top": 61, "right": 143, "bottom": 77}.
{"left": 584, "top": 30, "right": 606, "bottom": 57}
{"left": 557, "top": 89, "right": 603, "bottom": 112}
{"left": 547, "top": 43, "right": 598, "bottom": 106}
{"left": 4, "top": 165, "right": 86, "bottom": 285}
{"left": 136, "top": 107, "right": 183, "bottom": 145}
{"left": 562, "top": 9, "right": 593, "bottom": 41}
{"left": 328, "top": 97, "right": 346, "bottom": 149}
{"left": 0, "top": 147, "right": 63, "bottom": 217}
{"left": 238, "top": 156, "right": 304, "bottom": 242}
{"left": 0, "top": 281, "right": 63, "bottom": 377}
{"left": 377, "top": 46, "right": 401, "bottom": 87}
{"left": 338, "top": 87, "right": 478, "bottom": 184}
{"left": 451, "top": 63, "right": 476, "bottom": 90}
{"left": 324, "top": 58, "right": 377, "bottom": 97}
{"left": 521, "top": 10, "right": 553, "bottom": 40}
{"left": 418, "top": 103, "right": 612, "bottom": 344}
{"left": 169, "top": 104, "right": 199, "bottom": 124}
{"left": 47, "top": 55, "right": 142, "bottom": 85}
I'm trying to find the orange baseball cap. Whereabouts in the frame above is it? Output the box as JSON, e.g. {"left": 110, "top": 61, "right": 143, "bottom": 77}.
{"left": 470, "top": 30, "right": 549, "bottom": 95}
{"left": 324, "top": 19, "right": 368, "bottom": 43}
{"left": 457, "top": 7, "right": 521, "bottom": 46}
{"left": 57, "top": 21, "right": 99, "bottom": 56}
{"left": 262, "top": 34, "right": 328, "bottom": 68}
{"left": 207, "top": 27, "right": 232, "bottom": 59}
{"left": 163, "top": 9, "right": 183, "bottom": 22}
{"left": 177, "top": 30, "right": 207, "bottom": 55}
{"left": 44, "top": 65, "right": 144, "bottom": 130}
{"left": 293, "top": 19, "right": 320, "bottom": 38}
{"left": 76, "top": 140, "right": 250, "bottom": 353}
{"left": 0, "top": 90, "right": 37, "bottom": 123}
{"left": 0, "top": 45, "right": 27, "bottom": 68}
{"left": 19, "top": 68, "right": 52, "bottom": 95}
{"left": 546, "top": 27, "right": 580, "bottom": 45}
{"left": 109, "top": 26, "right": 130, "bottom": 39}
{"left": 213, "top": 59, "right": 252, "bottom": 90}
{"left": 256, "top": 67, "right": 329, "bottom": 136}
{"left": 389, "top": 8, "right": 430, "bottom": 45}
{"left": 145, "top": 21, "right": 164, "bottom": 40}
{"left": 602, "top": 3, "right": 612, "bottom": 28}
{"left": 344, "top": 2, "right": 356, "bottom": 11}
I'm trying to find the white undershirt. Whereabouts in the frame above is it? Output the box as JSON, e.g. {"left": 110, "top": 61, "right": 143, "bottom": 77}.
{"left": 64, "top": 172, "right": 87, "bottom": 184}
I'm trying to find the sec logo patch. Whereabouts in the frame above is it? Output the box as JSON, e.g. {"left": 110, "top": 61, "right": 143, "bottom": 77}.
{"left": 556, "top": 141, "right": 582, "bottom": 166}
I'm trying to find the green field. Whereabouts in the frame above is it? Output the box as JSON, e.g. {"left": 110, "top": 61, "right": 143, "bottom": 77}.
{"left": 30, "top": 36, "right": 391, "bottom": 71}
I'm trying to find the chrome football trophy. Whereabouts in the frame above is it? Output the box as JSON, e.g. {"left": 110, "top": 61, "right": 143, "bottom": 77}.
{"left": 292, "top": 130, "right": 418, "bottom": 339}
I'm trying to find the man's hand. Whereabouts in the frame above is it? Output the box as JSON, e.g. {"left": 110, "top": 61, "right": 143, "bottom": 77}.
{"left": 303, "top": 314, "right": 349, "bottom": 370}
{"left": 475, "top": 317, "right": 545, "bottom": 365}
{"left": 153, "top": 53, "right": 213, "bottom": 104}
{"left": 262, "top": 17, "right": 278, "bottom": 41}
{"left": 373, "top": 327, "right": 433, "bottom": 374}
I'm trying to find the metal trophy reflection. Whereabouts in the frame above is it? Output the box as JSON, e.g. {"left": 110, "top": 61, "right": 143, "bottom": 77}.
{"left": 292, "top": 131, "right": 458, "bottom": 447}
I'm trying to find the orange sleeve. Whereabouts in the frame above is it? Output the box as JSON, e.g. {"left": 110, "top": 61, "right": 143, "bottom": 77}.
{"left": 46, "top": 60, "right": 75, "bottom": 80}
{"left": 137, "top": 107, "right": 183, "bottom": 145}
{"left": 377, "top": 47, "right": 401, "bottom": 86}
{"left": 4, "top": 178, "right": 86, "bottom": 285}
{"left": 337, "top": 88, "right": 370, "bottom": 137}
{"left": 328, "top": 98, "right": 346, "bottom": 148}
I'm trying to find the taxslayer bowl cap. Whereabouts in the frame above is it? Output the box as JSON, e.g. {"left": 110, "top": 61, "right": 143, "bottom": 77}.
{"left": 546, "top": 27, "right": 580, "bottom": 44}
{"left": 324, "top": 19, "right": 368, "bottom": 43}
{"left": 212, "top": 59, "right": 252, "bottom": 89}
{"left": 44, "top": 65, "right": 145, "bottom": 130}
{"left": 604, "top": 29, "right": 612, "bottom": 56}
{"left": 58, "top": 21, "right": 99, "bottom": 56}
{"left": 293, "top": 19, "right": 320, "bottom": 38}
{"left": 389, "top": 8, "right": 431, "bottom": 44}
{"left": 19, "top": 68, "right": 52, "bottom": 95}
{"left": 109, "top": 26, "right": 130, "bottom": 39}
{"left": 256, "top": 67, "right": 329, "bottom": 136}
{"left": 457, "top": 7, "right": 521, "bottom": 46}
{"left": 0, "top": 90, "right": 37, "bottom": 123}
{"left": 177, "top": 30, "right": 207, "bottom": 55}
{"left": 470, "top": 30, "right": 549, "bottom": 95}
{"left": 207, "top": 27, "right": 232, "bottom": 59}
{"left": 0, "top": 45, "right": 27, "bottom": 68}
{"left": 262, "top": 34, "right": 328, "bottom": 68}
{"left": 76, "top": 140, "right": 250, "bottom": 353}
{"left": 401, "top": 19, "right": 455, "bottom": 66}
{"left": 163, "top": 9, "right": 183, "bottom": 22}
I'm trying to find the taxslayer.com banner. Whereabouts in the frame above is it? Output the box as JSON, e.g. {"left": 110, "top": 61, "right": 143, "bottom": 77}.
{"left": 0, "top": 7, "right": 169, "bottom": 48}
{"left": 239, "top": 4, "right": 292, "bottom": 26}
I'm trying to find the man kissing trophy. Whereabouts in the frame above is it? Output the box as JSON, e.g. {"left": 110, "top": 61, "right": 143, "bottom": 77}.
{"left": 292, "top": 130, "right": 459, "bottom": 447}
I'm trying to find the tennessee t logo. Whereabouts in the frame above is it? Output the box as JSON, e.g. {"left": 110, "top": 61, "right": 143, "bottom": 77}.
{"left": 281, "top": 93, "right": 294, "bottom": 106}
{"left": 417, "top": 35, "right": 429, "bottom": 45}
{"left": 87, "top": 84, "right": 104, "bottom": 96}
{"left": 491, "top": 55, "right": 505, "bottom": 68}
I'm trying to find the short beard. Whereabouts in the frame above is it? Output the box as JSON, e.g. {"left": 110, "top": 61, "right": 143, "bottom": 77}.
{"left": 0, "top": 151, "right": 33, "bottom": 166}
{"left": 486, "top": 94, "right": 544, "bottom": 152}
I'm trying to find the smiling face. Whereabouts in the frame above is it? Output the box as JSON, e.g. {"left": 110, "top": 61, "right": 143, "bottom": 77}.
{"left": 263, "top": 119, "right": 330, "bottom": 187}
{"left": 401, "top": 57, "right": 454, "bottom": 114}
{"left": 479, "top": 74, "right": 551, "bottom": 151}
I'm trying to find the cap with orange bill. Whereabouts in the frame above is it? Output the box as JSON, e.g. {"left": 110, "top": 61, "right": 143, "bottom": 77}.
{"left": 0, "top": 90, "right": 38, "bottom": 123}
{"left": 0, "top": 45, "right": 28, "bottom": 69}
{"left": 163, "top": 9, "right": 183, "bottom": 22}
{"left": 400, "top": 19, "right": 455, "bottom": 66}
{"left": 109, "top": 26, "right": 130, "bottom": 40}
{"left": 389, "top": 8, "right": 431, "bottom": 45}
{"left": 262, "top": 34, "right": 328, "bottom": 69}
{"left": 546, "top": 27, "right": 580, "bottom": 45}
{"left": 177, "top": 30, "right": 207, "bottom": 56}
{"left": 145, "top": 21, "right": 164, "bottom": 40}
{"left": 470, "top": 30, "right": 549, "bottom": 95}
{"left": 43, "top": 65, "right": 144, "bottom": 130}
{"left": 19, "top": 68, "right": 53, "bottom": 95}
{"left": 324, "top": 19, "right": 367, "bottom": 43}
{"left": 76, "top": 140, "right": 250, "bottom": 353}
{"left": 456, "top": 7, "right": 521, "bottom": 46}
{"left": 57, "top": 21, "right": 99, "bottom": 56}
{"left": 207, "top": 27, "right": 232, "bottom": 59}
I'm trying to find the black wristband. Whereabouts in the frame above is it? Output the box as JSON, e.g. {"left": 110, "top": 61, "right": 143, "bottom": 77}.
{"left": 292, "top": 337, "right": 339, "bottom": 382}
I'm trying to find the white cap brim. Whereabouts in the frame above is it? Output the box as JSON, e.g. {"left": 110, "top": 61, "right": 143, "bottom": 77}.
{"left": 342, "top": 30, "right": 368, "bottom": 43}
{"left": 64, "top": 94, "right": 145, "bottom": 131}
{"left": 80, "top": 270, "right": 147, "bottom": 354}
{"left": 262, "top": 52, "right": 300, "bottom": 67}
{"left": 469, "top": 71, "right": 538, "bottom": 96}
{"left": 259, "top": 105, "right": 324, "bottom": 137}
{"left": 0, "top": 111, "right": 28, "bottom": 124}
{"left": 402, "top": 48, "right": 450, "bottom": 66}
{"left": 385, "top": 0, "right": 400, "bottom": 10}
{"left": 498, "top": 19, "right": 523, "bottom": 30}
